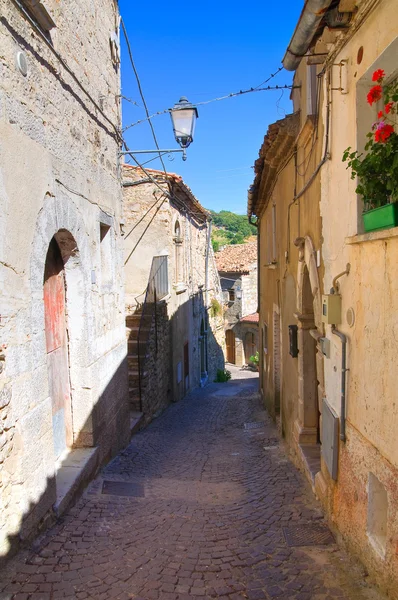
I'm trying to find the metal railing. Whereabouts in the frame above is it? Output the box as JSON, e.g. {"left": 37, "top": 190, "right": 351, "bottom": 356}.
{"left": 137, "top": 256, "right": 168, "bottom": 410}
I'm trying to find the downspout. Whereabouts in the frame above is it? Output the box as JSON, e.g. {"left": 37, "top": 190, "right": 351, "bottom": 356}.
{"left": 282, "top": 0, "right": 334, "bottom": 71}
{"left": 204, "top": 217, "right": 212, "bottom": 374}
{"left": 331, "top": 327, "right": 347, "bottom": 442}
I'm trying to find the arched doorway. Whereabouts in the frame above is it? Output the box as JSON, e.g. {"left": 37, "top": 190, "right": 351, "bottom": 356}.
{"left": 294, "top": 236, "right": 324, "bottom": 448}
{"left": 226, "top": 329, "right": 236, "bottom": 364}
{"left": 300, "top": 266, "right": 320, "bottom": 441}
{"left": 43, "top": 237, "right": 73, "bottom": 459}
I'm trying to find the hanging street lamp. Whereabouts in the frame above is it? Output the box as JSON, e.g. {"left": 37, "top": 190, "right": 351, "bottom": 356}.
{"left": 170, "top": 97, "right": 199, "bottom": 160}
{"left": 121, "top": 97, "right": 198, "bottom": 162}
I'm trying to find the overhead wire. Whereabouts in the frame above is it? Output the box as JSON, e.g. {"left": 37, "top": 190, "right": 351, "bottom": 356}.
{"left": 120, "top": 17, "right": 168, "bottom": 178}
{"left": 123, "top": 84, "right": 296, "bottom": 133}
{"left": 9, "top": 0, "right": 120, "bottom": 139}
{"left": 10, "top": 0, "right": 298, "bottom": 242}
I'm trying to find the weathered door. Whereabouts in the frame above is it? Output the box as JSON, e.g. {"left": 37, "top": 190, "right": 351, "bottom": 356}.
{"left": 43, "top": 238, "right": 73, "bottom": 459}
{"left": 226, "top": 329, "right": 236, "bottom": 364}
{"left": 184, "top": 342, "right": 189, "bottom": 393}
{"left": 245, "top": 332, "right": 256, "bottom": 362}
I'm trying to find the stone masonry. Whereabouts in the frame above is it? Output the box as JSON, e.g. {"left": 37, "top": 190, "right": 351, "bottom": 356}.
{"left": 0, "top": 0, "right": 129, "bottom": 559}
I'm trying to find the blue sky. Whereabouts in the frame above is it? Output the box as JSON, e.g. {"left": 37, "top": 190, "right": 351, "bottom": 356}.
{"left": 119, "top": 0, "right": 303, "bottom": 214}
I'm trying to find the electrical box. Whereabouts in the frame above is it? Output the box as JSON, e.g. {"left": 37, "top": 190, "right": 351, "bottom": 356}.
{"left": 322, "top": 294, "right": 342, "bottom": 325}
{"left": 288, "top": 325, "right": 299, "bottom": 358}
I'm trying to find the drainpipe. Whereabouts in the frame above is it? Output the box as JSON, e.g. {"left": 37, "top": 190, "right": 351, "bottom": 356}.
{"left": 331, "top": 326, "right": 347, "bottom": 442}
{"left": 282, "top": 0, "right": 334, "bottom": 71}
{"left": 204, "top": 217, "right": 212, "bottom": 372}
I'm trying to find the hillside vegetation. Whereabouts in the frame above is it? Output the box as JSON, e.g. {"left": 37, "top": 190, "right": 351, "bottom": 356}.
{"left": 209, "top": 210, "right": 257, "bottom": 252}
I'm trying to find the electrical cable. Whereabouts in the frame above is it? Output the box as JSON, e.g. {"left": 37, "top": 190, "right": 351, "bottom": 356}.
{"left": 9, "top": 0, "right": 120, "bottom": 138}
{"left": 123, "top": 85, "right": 296, "bottom": 133}
{"left": 120, "top": 17, "right": 168, "bottom": 177}
{"left": 8, "top": 0, "right": 209, "bottom": 233}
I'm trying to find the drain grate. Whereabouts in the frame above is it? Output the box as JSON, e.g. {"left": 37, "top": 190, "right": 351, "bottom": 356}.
{"left": 244, "top": 421, "right": 266, "bottom": 430}
{"left": 102, "top": 480, "right": 144, "bottom": 497}
{"left": 283, "top": 524, "right": 334, "bottom": 547}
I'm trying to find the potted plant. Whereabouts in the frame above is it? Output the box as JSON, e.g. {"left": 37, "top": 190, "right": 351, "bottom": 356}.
{"left": 343, "top": 69, "right": 398, "bottom": 232}
{"left": 249, "top": 351, "right": 259, "bottom": 371}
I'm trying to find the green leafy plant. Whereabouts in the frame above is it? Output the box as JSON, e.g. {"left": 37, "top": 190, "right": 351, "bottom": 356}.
{"left": 209, "top": 297, "right": 222, "bottom": 318}
{"left": 214, "top": 368, "right": 231, "bottom": 382}
{"left": 343, "top": 69, "right": 398, "bottom": 210}
{"left": 212, "top": 239, "right": 220, "bottom": 253}
{"left": 249, "top": 351, "right": 259, "bottom": 366}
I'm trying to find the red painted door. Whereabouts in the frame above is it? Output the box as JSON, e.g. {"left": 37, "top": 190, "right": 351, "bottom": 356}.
{"left": 43, "top": 238, "right": 73, "bottom": 459}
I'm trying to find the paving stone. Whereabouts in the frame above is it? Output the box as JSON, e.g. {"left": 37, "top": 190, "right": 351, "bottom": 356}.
{"left": 0, "top": 376, "right": 387, "bottom": 599}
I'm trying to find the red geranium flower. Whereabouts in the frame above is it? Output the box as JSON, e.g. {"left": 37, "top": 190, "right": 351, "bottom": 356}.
{"left": 374, "top": 123, "right": 394, "bottom": 143}
{"left": 367, "top": 85, "right": 382, "bottom": 106}
{"left": 372, "top": 69, "right": 385, "bottom": 82}
{"left": 385, "top": 101, "right": 394, "bottom": 114}
{"left": 378, "top": 110, "right": 384, "bottom": 119}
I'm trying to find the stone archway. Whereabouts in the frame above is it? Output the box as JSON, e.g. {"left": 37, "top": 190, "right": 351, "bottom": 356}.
{"left": 30, "top": 192, "right": 94, "bottom": 452}
{"left": 294, "top": 236, "right": 325, "bottom": 446}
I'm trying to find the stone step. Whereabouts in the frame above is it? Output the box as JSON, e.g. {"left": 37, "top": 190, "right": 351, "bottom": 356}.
{"left": 126, "top": 313, "right": 142, "bottom": 326}
{"left": 54, "top": 447, "right": 100, "bottom": 518}
{"left": 130, "top": 410, "right": 144, "bottom": 435}
{"left": 128, "top": 369, "right": 149, "bottom": 384}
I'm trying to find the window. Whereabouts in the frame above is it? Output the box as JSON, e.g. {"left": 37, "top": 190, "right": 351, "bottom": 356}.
{"left": 100, "top": 223, "right": 112, "bottom": 287}
{"left": 173, "top": 220, "right": 184, "bottom": 284}
{"left": 21, "top": 0, "right": 56, "bottom": 34}
{"left": 265, "top": 205, "right": 277, "bottom": 265}
{"left": 306, "top": 64, "right": 318, "bottom": 117}
{"left": 228, "top": 289, "right": 235, "bottom": 302}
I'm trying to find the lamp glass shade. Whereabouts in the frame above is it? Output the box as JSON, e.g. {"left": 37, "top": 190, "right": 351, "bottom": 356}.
{"left": 170, "top": 97, "right": 198, "bottom": 149}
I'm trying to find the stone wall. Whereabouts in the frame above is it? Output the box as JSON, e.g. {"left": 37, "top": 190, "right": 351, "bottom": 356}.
{"left": 140, "top": 301, "right": 172, "bottom": 425}
{"left": 242, "top": 268, "right": 258, "bottom": 317}
{"left": 0, "top": 0, "right": 129, "bottom": 559}
{"left": 123, "top": 166, "right": 224, "bottom": 411}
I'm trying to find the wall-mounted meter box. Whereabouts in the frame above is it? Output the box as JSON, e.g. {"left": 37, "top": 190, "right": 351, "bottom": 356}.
{"left": 322, "top": 294, "right": 342, "bottom": 325}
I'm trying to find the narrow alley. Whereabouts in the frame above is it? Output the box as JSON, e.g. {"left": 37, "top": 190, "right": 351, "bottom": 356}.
{"left": 0, "top": 369, "right": 385, "bottom": 600}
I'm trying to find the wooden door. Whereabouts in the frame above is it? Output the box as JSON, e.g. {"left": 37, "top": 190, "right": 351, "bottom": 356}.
{"left": 226, "top": 329, "right": 236, "bottom": 364}
{"left": 43, "top": 238, "right": 73, "bottom": 459}
{"left": 245, "top": 332, "right": 256, "bottom": 362}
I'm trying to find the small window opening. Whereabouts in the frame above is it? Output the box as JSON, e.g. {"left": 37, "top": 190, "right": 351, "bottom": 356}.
{"left": 100, "top": 223, "right": 112, "bottom": 287}
{"left": 174, "top": 220, "right": 183, "bottom": 284}
{"left": 228, "top": 289, "right": 235, "bottom": 302}
{"left": 367, "top": 472, "right": 388, "bottom": 558}
{"left": 21, "top": 0, "right": 56, "bottom": 37}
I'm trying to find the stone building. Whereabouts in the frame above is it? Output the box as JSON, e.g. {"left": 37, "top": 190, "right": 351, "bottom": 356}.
{"left": 0, "top": 0, "right": 129, "bottom": 560}
{"left": 249, "top": 0, "right": 398, "bottom": 595}
{"left": 123, "top": 165, "right": 224, "bottom": 423}
{"left": 215, "top": 241, "right": 259, "bottom": 366}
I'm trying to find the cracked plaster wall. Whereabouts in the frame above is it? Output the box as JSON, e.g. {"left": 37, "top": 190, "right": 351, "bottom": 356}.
{"left": 319, "top": 1, "right": 398, "bottom": 594}
{"left": 0, "top": 0, "right": 129, "bottom": 557}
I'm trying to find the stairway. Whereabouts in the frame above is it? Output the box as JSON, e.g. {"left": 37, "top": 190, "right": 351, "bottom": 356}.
{"left": 125, "top": 309, "right": 152, "bottom": 420}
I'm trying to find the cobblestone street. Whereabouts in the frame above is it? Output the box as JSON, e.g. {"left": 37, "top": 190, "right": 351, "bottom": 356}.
{"left": 0, "top": 369, "right": 386, "bottom": 600}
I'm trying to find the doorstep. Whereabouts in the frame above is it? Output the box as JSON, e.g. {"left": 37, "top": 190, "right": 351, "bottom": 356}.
{"left": 54, "top": 447, "right": 100, "bottom": 517}
{"left": 299, "top": 443, "right": 321, "bottom": 484}
{"left": 130, "top": 410, "right": 144, "bottom": 435}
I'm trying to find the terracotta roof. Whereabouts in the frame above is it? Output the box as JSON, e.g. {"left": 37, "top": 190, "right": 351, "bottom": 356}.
{"left": 240, "top": 312, "right": 259, "bottom": 323}
{"left": 247, "top": 113, "right": 299, "bottom": 219}
{"left": 123, "top": 164, "right": 209, "bottom": 219}
{"left": 123, "top": 164, "right": 183, "bottom": 182}
{"left": 215, "top": 241, "right": 257, "bottom": 273}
